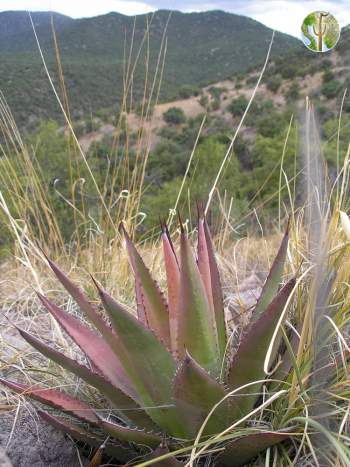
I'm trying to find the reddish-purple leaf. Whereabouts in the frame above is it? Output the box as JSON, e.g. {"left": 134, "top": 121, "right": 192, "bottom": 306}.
{"left": 120, "top": 223, "right": 171, "bottom": 347}
{"left": 162, "top": 226, "right": 180, "bottom": 354}
{"left": 227, "top": 278, "right": 295, "bottom": 419}
{"left": 37, "top": 292, "right": 136, "bottom": 400}
{"left": 37, "top": 410, "right": 138, "bottom": 462}
{"left": 44, "top": 256, "right": 112, "bottom": 336}
{"left": 16, "top": 327, "right": 156, "bottom": 431}
{"left": 216, "top": 431, "right": 290, "bottom": 467}
{"left": 0, "top": 378, "right": 98, "bottom": 424}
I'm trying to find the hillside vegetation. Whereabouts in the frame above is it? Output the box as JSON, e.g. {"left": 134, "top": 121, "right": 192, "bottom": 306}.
{"left": 1, "top": 16, "right": 350, "bottom": 256}
{"left": 0, "top": 9, "right": 298, "bottom": 129}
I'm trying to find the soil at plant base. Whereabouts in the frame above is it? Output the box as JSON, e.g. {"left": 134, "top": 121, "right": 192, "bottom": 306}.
{"left": 0, "top": 409, "right": 88, "bottom": 467}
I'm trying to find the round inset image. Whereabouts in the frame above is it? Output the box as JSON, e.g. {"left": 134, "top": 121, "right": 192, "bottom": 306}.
{"left": 301, "top": 11, "right": 340, "bottom": 52}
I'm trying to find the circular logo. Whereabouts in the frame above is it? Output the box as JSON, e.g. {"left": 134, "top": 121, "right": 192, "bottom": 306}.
{"left": 301, "top": 11, "right": 340, "bottom": 52}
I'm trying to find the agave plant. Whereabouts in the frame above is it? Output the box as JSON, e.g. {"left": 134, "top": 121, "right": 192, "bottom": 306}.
{"left": 1, "top": 215, "right": 295, "bottom": 466}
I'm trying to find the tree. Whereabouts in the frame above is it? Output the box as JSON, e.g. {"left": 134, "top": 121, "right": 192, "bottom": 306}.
{"left": 163, "top": 107, "right": 186, "bottom": 125}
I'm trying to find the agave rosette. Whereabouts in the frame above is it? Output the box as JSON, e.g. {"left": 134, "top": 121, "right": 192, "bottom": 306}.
{"left": 1, "top": 215, "right": 295, "bottom": 466}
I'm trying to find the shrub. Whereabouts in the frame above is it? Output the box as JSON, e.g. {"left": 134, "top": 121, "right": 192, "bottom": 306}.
{"left": 163, "top": 107, "right": 186, "bottom": 125}
{"left": 228, "top": 95, "right": 248, "bottom": 117}
{"left": 285, "top": 82, "right": 300, "bottom": 102}
{"left": 266, "top": 75, "right": 282, "bottom": 93}
{"left": 322, "top": 70, "right": 335, "bottom": 83}
{"left": 280, "top": 65, "right": 297, "bottom": 79}
{"left": 322, "top": 80, "right": 342, "bottom": 99}
{"left": 210, "top": 98, "right": 220, "bottom": 111}
{"left": 178, "top": 84, "right": 201, "bottom": 99}
{"left": 199, "top": 95, "right": 209, "bottom": 108}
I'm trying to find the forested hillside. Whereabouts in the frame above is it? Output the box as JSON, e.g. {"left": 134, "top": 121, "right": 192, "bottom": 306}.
{"left": 0, "top": 9, "right": 298, "bottom": 129}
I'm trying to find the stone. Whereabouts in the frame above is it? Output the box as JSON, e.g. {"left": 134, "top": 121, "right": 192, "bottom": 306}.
{"left": 0, "top": 448, "right": 12, "bottom": 467}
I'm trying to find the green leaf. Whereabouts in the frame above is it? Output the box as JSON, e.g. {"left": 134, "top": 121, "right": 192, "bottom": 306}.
{"left": 174, "top": 354, "right": 230, "bottom": 437}
{"left": 216, "top": 431, "right": 290, "bottom": 467}
{"left": 0, "top": 378, "right": 99, "bottom": 424}
{"left": 227, "top": 278, "right": 295, "bottom": 419}
{"left": 96, "top": 285, "right": 186, "bottom": 437}
{"left": 198, "top": 215, "right": 226, "bottom": 362}
{"left": 120, "top": 223, "right": 171, "bottom": 348}
{"left": 252, "top": 221, "right": 289, "bottom": 321}
{"left": 177, "top": 228, "right": 219, "bottom": 375}
{"left": 37, "top": 410, "right": 138, "bottom": 462}
{"left": 37, "top": 293, "right": 136, "bottom": 400}
{"left": 101, "top": 420, "right": 161, "bottom": 447}
{"left": 162, "top": 224, "right": 180, "bottom": 354}
{"left": 17, "top": 327, "right": 156, "bottom": 431}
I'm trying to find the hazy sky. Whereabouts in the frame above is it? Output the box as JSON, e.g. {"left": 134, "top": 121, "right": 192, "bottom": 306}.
{"left": 0, "top": 0, "right": 349, "bottom": 37}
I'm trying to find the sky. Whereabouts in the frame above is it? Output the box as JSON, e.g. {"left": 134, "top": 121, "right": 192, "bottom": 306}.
{"left": 0, "top": 0, "right": 350, "bottom": 37}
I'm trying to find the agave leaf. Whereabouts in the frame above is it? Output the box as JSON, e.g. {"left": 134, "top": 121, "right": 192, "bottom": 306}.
{"left": 0, "top": 378, "right": 99, "bottom": 424}
{"left": 227, "top": 278, "right": 295, "bottom": 418}
{"left": 96, "top": 286, "right": 186, "bottom": 437}
{"left": 37, "top": 409, "right": 138, "bottom": 462}
{"left": 101, "top": 420, "right": 161, "bottom": 447}
{"left": 44, "top": 256, "right": 112, "bottom": 336}
{"left": 174, "top": 353, "right": 229, "bottom": 437}
{"left": 177, "top": 228, "right": 219, "bottom": 375}
{"left": 145, "top": 444, "right": 184, "bottom": 466}
{"left": 198, "top": 215, "right": 226, "bottom": 361}
{"left": 216, "top": 431, "right": 290, "bottom": 467}
{"left": 120, "top": 223, "right": 171, "bottom": 347}
{"left": 17, "top": 328, "right": 156, "bottom": 431}
{"left": 162, "top": 225, "right": 180, "bottom": 354}
{"left": 37, "top": 293, "right": 136, "bottom": 400}
{"left": 252, "top": 221, "right": 289, "bottom": 321}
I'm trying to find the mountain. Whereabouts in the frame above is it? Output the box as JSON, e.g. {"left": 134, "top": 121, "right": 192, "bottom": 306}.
{"left": 0, "top": 10, "right": 300, "bottom": 130}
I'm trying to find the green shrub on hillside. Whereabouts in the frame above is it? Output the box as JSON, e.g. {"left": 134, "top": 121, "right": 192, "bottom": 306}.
{"left": 163, "top": 107, "right": 186, "bottom": 125}
{"left": 199, "top": 95, "right": 209, "bottom": 109}
{"left": 285, "top": 82, "right": 300, "bottom": 102}
{"left": 178, "top": 84, "right": 201, "bottom": 99}
{"left": 322, "top": 70, "right": 335, "bottom": 83}
{"left": 266, "top": 75, "right": 282, "bottom": 93}
{"left": 322, "top": 80, "right": 343, "bottom": 98}
{"left": 228, "top": 95, "right": 248, "bottom": 117}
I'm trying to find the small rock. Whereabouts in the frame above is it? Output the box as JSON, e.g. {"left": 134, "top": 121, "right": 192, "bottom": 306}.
{"left": 0, "top": 448, "right": 12, "bottom": 467}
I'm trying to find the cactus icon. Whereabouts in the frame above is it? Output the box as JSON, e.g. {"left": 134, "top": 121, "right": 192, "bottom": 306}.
{"left": 313, "top": 12, "right": 329, "bottom": 52}
{"left": 301, "top": 11, "right": 340, "bottom": 52}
